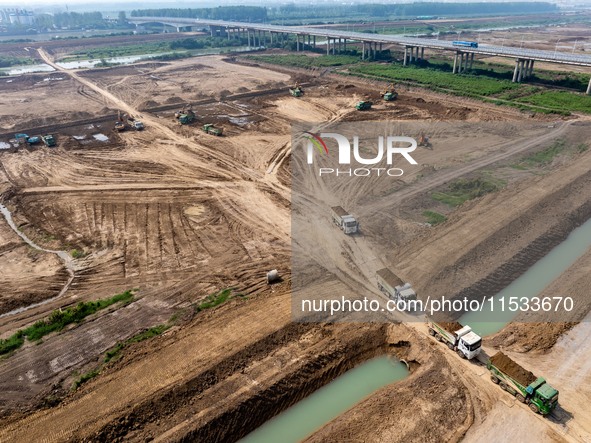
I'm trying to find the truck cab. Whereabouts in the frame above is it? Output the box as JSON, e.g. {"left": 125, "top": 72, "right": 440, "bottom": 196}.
{"left": 456, "top": 326, "right": 482, "bottom": 359}
{"left": 527, "top": 378, "right": 559, "bottom": 415}
{"left": 341, "top": 215, "right": 359, "bottom": 234}
{"left": 394, "top": 283, "right": 417, "bottom": 304}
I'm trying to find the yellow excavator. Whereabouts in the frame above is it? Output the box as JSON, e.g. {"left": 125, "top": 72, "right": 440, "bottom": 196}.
{"left": 289, "top": 82, "right": 303, "bottom": 97}
{"left": 381, "top": 83, "right": 398, "bottom": 101}
{"left": 418, "top": 132, "right": 432, "bottom": 149}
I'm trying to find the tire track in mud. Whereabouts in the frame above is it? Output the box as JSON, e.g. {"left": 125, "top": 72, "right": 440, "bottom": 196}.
{"left": 0, "top": 204, "right": 76, "bottom": 319}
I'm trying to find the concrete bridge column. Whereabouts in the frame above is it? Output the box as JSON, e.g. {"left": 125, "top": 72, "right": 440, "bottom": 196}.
{"left": 247, "top": 31, "right": 251, "bottom": 47}
{"left": 453, "top": 52, "right": 459, "bottom": 74}
{"left": 512, "top": 59, "right": 520, "bottom": 82}
{"left": 327, "top": 38, "right": 330, "bottom": 55}
{"left": 363, "top": 42, "right": 366, "bottom": 60}
{"left": 296, "top": 34, "right": 300, "bottom": 51}
{"left": 587, "top": 77, "right": 591, "bottom": 95}
{"left": 313, "top": 35, "right": 316, "bottom": 48}
{"left": 307, "top": 35, "right": 311, "bottom": 46}
{"left": 344, "top": 39, "right": 347, "bottom": 51}
{"left": 404, "top": 47, "right": 408, "bottom": 66}
{"left": 421, "top": 47, "right": 425, "bottom": 60}
{"left": 517, "top": 59, "right": 525, "bottom": 82}
{"left": 470, "top": 52, "right": 475, "bottom": 69}
{"left": 528, "top": 60, "right": 535, "bottom": 78}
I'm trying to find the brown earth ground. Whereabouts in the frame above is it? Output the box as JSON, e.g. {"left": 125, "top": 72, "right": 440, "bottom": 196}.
{"left": 0, "top": 46, "right": 590, "bottom": 442}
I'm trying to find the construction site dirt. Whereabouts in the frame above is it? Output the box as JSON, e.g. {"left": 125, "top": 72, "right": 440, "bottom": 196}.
{"left": 0, "top": 47, "right": 591, "bottom": 443}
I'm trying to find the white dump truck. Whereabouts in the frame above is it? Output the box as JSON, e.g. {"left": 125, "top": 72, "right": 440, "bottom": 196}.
{"left": 428, "top": 321, "right": 482, "bottom": 360}
{"left": 376, "top": 268, "right": 417, "bottom": 308}
{"left": 331, "top": 206, "right": 359, "bottom": 234}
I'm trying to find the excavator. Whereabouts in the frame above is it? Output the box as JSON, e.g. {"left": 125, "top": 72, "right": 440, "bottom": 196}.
{"left": 114, "top": 111, "right": 125, "bottom": 132}
{"left": 175, "top": 105, "right": 196, "bottom": 125}
{"left": 418, "top": 132, "right": 432, "bottom": 149}
{"left": 289, "top": 82, "right": 303, "bottom": 97}
{"left": 381, "top": 83, "right": 398, "bottom": 101}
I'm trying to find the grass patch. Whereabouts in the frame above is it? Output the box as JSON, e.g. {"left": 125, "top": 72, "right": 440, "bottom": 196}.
{"left": 423, "top": 210, "right": 447, "bottom": 225}
{"left": 511, "top": 140, "right": 566, "bottom": 169}
{"left": 0, "top": 332, "right": 25, "bottom": 356}
{"left": 72, "top": 369, "right": 100, "bottom": 390}
{"left": 516, "top": 91, "right": 591, "bottom": 114}
{"left": 0, "top": 56, "right": 36, "bottom": 68}
{"left": 70, "top": 249, "right": 86, "bottom": 259}
{"left": 196, "top": 288, "right": 235, "bottom": 312}
{"left": 349, "top": 63, "right": 518, "bottom": 96}
{"left": 104, "top": 324, "right": 169, "bottom": 363}
{"left": 432, "top": 177, "right": 505, "bottom": 207}
{"left": 246, "top": 54, "right": 360, "bottom": 68}
{"left": 0, "top": 290, "right": 134, "bottom": 356}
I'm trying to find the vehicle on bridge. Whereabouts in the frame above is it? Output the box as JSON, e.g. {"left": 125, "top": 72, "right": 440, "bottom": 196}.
{"left": 452, "top": 41, "right": 478, "bottom": 48}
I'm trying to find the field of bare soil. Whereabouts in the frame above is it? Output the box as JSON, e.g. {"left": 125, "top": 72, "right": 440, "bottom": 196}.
{"left": 0, "top": 47, "right": 590, "bottom": 443}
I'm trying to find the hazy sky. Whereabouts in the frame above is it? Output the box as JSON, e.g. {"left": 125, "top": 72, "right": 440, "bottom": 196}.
{"left": 0, "top": 0, "right": 574, "bottom": 8}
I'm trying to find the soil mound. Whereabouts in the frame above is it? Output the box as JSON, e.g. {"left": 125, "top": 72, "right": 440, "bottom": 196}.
{"left": 439, "top": 322, "right": 464, "bottom": 333}
{"left": 490, "top": 352, "right": 536, "bottom": 386}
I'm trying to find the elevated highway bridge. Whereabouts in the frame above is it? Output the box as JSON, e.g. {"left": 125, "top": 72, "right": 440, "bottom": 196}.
{"left": 129, "top": 17, "right": 591, "bottom": 93}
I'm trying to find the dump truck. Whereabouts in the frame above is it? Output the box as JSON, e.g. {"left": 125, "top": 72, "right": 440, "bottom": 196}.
{"left": 428, "top": 321, "right": 482, "bottom": 360}
{"left": 127, "top": 117, "right": 144, "bottom": 131}
{"left": 488, "top": 352, "right": 559, "bottom": 415}
{"left": 289, "top": 83, "right": 303, "bottom": 97}
{"left": 26, "top": 136, "right": 40, "bottom": 145}
{"left": 331, "top": 206, "right": 359, "bottom": 234}
{"left": 355, "top": 101, "right": 372, "bottom": 111}
{"left": 41, "top": 134, "right": 56, "bottom": 147}
{"left": 376, "top": 268, "right": 417, "bottom": 308}
{"left": 202, "top": 123, "right": 223, "bottom": 136}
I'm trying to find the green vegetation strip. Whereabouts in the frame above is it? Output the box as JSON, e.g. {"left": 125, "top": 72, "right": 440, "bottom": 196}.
{"left": 516, "top": 91, "right": 591, "bottom": 115}
{"left": 349, "top": 64, "right": 518, "bottom": 96}
{"left": 432, "top": 177, "right": 506, "bottom": 207}
{"left": 512, "top": 140, "right": 565, "bottom": 169}
{"left": 423, "top": 210, "right": 447, "bottom": 225}
{"left": 73, "top": 288, "right": 241, "bottom": 390}
{"left": 0, "top": 290, "right": 134, "bottom": 356}
{"left": 0, "top": 56, "right": 36, "bottom": 68}
{"left": 59, "top": 36, "right": 249, "bottom": 62}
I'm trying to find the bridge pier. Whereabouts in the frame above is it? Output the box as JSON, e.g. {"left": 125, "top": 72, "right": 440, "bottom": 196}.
{"left": 512, "top": 59, "right": 520, "bottom": 82}
{"left": 313, "top": 35, "right": 316, "bottom": 48}
{"left": 587, "top": 77, "right": 591, "bottom": 95}
{"left": 453, "top": 52, "right": 458, "bottom": 73}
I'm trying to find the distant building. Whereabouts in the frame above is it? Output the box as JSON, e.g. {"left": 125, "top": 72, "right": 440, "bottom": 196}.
{"left": 2, "top": 9, "right": 35, "bottom": 26}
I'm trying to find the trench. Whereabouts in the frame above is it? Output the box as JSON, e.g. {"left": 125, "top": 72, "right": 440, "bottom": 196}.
{"left": 0, "top": 203, "right": 75, "bottom": 318}
{"left": 237, "top": 355, "right": 408, "bottom": 443}
{"left": 460, "top": 216, "right": 591, "bottom": 336}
